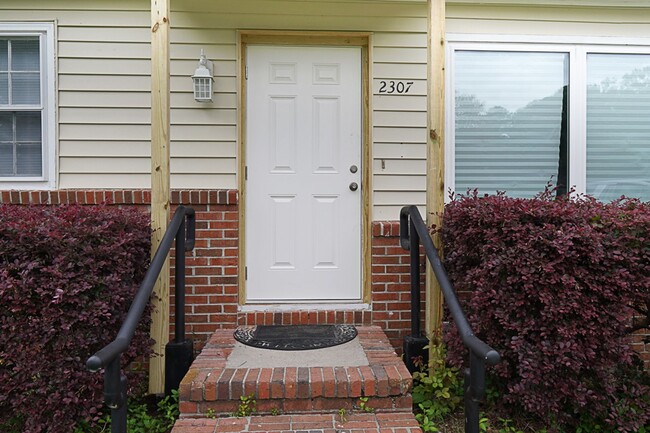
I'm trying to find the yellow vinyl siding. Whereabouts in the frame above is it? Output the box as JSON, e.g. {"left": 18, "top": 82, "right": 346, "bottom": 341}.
{"left": 2, "top": 0, "right": 649, "bottom": 219}
{"left": 170, "top": 0, "right": 430, "bottom": 220}
{"left": 446, "top": 4, "right": 650, "bottom": 38}
{"left": 59, "top": 141, "right": 151, "bottom": 157}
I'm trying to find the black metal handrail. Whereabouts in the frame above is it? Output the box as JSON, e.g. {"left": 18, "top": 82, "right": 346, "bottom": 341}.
{"left": 400, "top": 205, "right": 500, "bottom": 433}
{"left": 86, "top": 206, "right": 196, "bottom": 433}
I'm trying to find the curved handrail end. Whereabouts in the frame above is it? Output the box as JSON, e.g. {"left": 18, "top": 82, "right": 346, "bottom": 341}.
{"left": 486, "top": 349, "right": 501, "bottom": 366}
{"left": 399, "top": 206, "right": 412, "bottom": 250}
{"left": 87, "top": 355, "right": 103, "bottom": 372}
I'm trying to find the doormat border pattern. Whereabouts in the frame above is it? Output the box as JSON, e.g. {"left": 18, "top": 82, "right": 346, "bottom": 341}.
{"left": 233, "top": 324, "right": 358, "bottom": 351}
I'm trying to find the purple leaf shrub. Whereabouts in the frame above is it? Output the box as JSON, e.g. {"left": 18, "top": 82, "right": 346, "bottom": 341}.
{"left": 0, "top": 204, "right": 151, "bottom": 433}
{"left": 440, "top": 191, "right": 649, "bottom": 432}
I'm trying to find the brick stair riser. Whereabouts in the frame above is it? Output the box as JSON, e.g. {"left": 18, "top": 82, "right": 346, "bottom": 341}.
{"left": 171, "top": 413, "right": 423, "bottom": 433}
{"left": 181, "top": 365, "right": 411, "bottom": 399}
{"left": 179, "top": 365, "right": 411, "bottom": 416}
{"left": 180, "top": 394, "right": 413, "bottom": 418}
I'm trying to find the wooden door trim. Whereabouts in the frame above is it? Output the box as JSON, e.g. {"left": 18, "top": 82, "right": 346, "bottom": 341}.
{"left": 237, "top": 31, "right": 373, "bottom": 305}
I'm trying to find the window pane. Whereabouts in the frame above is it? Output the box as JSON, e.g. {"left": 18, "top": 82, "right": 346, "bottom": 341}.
{"left": 16, "top": 143, "right": 41, "bottom": 176}
{"left": 0, "top": 40, "right": 7, "bottom": 71}
{"left": 0, "top": 112, "right": 11, "bottom": 141}
{"left": 586, "top": 54, "right": 650, "bottom": 202}
{"left": 0, "top": 72, "right": 7, "bottom": 104}
{"left": 12, "top": 72, "right": 40, "bottom": 104}
{"left": 15, "top": 112, "right": 41, "bottom": 142}
{"left": 0, "top": 143, "right": 12, "bottom": 176}
{"left": 0, "top": 112, "right": 43, "bottom": 177}
{"left": 454, "top": 51, "right": 569, "bottom": 197}
{"left": 11, "top": 39, "right": 39, "bottom": 71}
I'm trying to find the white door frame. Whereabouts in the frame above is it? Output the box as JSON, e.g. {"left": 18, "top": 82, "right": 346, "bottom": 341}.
{"left": 237, "top": 31, "right": 372, "bottom": 306}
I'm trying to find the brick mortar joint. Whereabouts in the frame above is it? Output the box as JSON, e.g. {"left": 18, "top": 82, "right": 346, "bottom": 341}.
{"left": 372, "top": 221, "right": 401, "bottom": 238}
{"left": 0, "top": 189, "right": 239, "bottom": 206}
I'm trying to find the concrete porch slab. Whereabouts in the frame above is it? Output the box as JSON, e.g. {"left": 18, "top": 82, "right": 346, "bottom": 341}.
{"left": 225, "top": 337, "right": 369, "bottom": 368}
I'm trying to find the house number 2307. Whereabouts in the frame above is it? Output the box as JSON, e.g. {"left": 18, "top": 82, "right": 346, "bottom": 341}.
{"left": 378, "top": 80, "right": 414, "bottom": 94}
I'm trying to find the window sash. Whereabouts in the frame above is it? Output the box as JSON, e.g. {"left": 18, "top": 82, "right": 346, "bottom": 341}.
{"left": 447, "top": 39, "right": 650, "bottom": 202}
{"left": 0, "top": 111, "right": 42, "bottom": 177}
{"left": 452, "top": 49, "right": 569, "bottom": 198}
{"left": 0, "top": 23, "right": 52, "bottom": 187}
{"left": 0, "top": 37, "right": 42, "bottom": 107}
{"left": 584, "top": 52, "right": 650, "bottom": 202}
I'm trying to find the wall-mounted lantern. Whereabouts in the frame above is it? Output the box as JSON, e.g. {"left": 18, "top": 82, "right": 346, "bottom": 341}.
{"left": 192, "top": 50, "right": 213, "bottom": 102}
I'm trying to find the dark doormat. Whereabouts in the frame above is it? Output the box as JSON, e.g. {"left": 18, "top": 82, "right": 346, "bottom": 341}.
{"left": 233, "top": 324, "right": 357, "bottom": 351}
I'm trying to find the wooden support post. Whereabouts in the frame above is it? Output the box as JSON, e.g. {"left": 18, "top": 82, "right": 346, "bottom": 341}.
{"left": 149, "top": 0, "right": 171, "bottom": 395}
{"left": 426, "top": 0, "right": 446, "bottom": 342}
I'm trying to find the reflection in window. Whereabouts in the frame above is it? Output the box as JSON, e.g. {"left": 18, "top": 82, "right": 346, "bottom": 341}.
{"left": 586, "top": 54, "right": 650, "bottom": 202}
{"left": 454, "top": 51, "right": 569, "bottom": 197}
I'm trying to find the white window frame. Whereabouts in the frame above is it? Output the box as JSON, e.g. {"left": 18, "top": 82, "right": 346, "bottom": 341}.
{"left": 0, "top": 22, "right": 56, "bottom": 190}
{"left": 446, "top": 34, "right": 650, "bottom": 201}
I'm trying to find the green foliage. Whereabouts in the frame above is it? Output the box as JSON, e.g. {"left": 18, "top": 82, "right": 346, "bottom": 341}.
{"left": 0, "top": 415, "right": 25, "bottom": 433}
{"left": 338, "top": 408, "right": 348, "bottom": 423}
{"left": 74, "top": 391, "right": 179, "bottom": 433}
{"left": 415, "top": 411, "right": 440, "bottom": 433}
{"left": 357, "top": 396, "right": 375, "bottom": 413}
{"left": 413, "top": 338, "right": 463, "bottom": 432}
{"left": 497, "top": 418, "right": 525, "bottom": 433}
{"left": 479, "top": 416, "right": 490, "bottom": 433}
{"left": 157, "top": 391, "right": 180, "bottom": 428}
{"left": 232, "top": 395, "right": 256, "bottom": 417}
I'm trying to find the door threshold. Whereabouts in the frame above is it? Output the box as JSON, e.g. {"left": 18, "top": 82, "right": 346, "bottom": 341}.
{"left": 239, "top": 303, "right": 370, "bottom": 312}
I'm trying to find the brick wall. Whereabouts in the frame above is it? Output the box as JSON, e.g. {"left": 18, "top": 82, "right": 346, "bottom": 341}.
{"left": 2, "top": 189, "right": 648, "bottom": 366}
{"left": 631, "top": 329, "right": 650, "bottom": 371}
{"left": 370, "top": 221, "right": 425, "bottom": 351}
{"left": 0, "top": 189, "right": 240, "bottom": 350}
{"left": 168, "top": 191, "right": 240, "bottom": 345}
{"left": 0, "top": 188, "right": 421, "bottom": 354}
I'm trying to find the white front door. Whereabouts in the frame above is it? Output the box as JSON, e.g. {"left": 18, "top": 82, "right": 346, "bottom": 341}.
{"left": 245, "top": 45, "right": 362, "bottom": 303}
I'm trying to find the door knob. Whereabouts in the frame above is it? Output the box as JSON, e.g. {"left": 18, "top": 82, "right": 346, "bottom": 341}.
{"left": 349, "top": 182, "right": 359, "bottom": 191}
{"left": 350, "top": 165, "right": 358, "bottom": 173}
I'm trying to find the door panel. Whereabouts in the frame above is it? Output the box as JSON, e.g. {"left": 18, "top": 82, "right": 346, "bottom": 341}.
{"left": 246, "top": 45, "right": 362, "bottom": 302}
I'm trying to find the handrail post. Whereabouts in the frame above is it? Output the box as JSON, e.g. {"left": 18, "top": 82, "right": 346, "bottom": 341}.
{"left": 165, "top": 209, "right": 195, "bottom": 395}
{"left": 174, "top": 216, "right": 186, "bottom": 343}
{"left": 464, "top": 352, "right": 485, "bottom": 433}
{"left": 104, "top": 358, "right": 126, "bottom": 433}
{"left": 409, "top": 218, "right": 421, "bottom": 337}
{"left": 402, "top": 209, "right": 430, "bottom": 373}
{"left": 111, "top": 374, "right": 127, "bottom": 433}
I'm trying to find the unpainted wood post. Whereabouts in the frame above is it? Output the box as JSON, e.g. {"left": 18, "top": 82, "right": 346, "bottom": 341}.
{"left": 149, "top": 0, "right": 171, "bottom": 395}
{"left": 426, "top": 0, "right": 446, "bottom": 344}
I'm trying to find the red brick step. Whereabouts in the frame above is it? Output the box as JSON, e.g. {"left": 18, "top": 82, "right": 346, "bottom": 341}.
{"left": 171, "top": 412, "right": 423, "bottom": 433}
{"left": 173, "top": 326, "right": 420, "bottom": 432}
{"left": 178, "top": 326, "right": 414, "bottom": 418}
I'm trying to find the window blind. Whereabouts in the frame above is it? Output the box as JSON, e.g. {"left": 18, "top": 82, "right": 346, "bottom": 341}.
{"left": 586, "top": 53, "right": 650, "bottom": 202}
{"left": 454, "top": 51, "right": 568, "bottom": 198}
